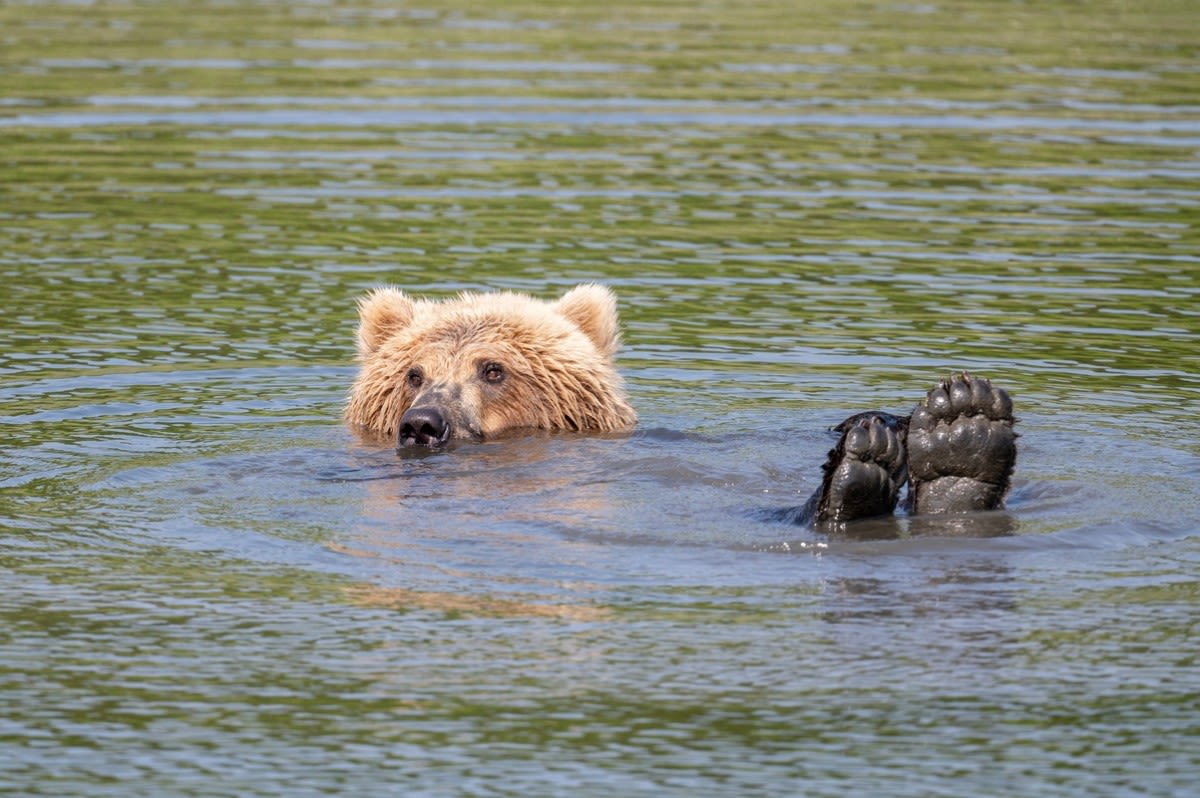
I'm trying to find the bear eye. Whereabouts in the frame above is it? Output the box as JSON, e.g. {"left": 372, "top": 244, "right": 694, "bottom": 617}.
{"left": 406, "top": 367, "right": 424, "bottom": 390}
{"left": 481, "top": 361, "right": 506, "bottom": 384}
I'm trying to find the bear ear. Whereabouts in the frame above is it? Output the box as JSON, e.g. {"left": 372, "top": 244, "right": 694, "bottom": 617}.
{"left": 356, "top": 287, "right": 415, "bottom": 357}
{"left": 554, "top": 283, "right": 622, "bottom": 358}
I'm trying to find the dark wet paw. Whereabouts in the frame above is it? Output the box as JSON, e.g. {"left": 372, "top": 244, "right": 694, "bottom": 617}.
{"left": 815, "top": 413, "right": 909, "bottom": 525}
{"left": 907, "top": 373, "right": 1016, "bottom": 515}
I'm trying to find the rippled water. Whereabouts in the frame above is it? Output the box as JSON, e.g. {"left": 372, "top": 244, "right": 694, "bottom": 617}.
{"left": 2, "top": 0, "right": 1198, "bottom": 795}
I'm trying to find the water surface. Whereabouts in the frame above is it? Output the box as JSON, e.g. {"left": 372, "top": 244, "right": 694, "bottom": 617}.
{"left": 2, "top": 0, "right": 1198, "bottom": 795}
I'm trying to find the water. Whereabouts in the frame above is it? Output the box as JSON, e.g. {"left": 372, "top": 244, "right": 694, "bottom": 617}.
{"left": 2, "top": 0, "right": 1199, "bottom": 795}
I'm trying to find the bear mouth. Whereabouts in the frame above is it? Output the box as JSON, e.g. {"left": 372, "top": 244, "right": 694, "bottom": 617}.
{"left": 398, "top": 424, "right": 452, "bottom": 449}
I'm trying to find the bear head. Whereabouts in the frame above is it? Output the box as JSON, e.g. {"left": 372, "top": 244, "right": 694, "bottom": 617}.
{"left": 345, "top": 284, "right": 637, "bottom": 446}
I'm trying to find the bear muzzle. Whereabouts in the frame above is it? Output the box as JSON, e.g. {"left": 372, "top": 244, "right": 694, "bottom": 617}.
{"left": 398, "top": 405, "right": 452, "bottom": 448}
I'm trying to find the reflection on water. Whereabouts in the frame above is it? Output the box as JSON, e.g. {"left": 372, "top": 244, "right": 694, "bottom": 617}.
{"left": 10, "top": 106, "right": 1200, "bottom": 132}
{"left": 2, "top": 0, "right": 1199, "bottom": 795}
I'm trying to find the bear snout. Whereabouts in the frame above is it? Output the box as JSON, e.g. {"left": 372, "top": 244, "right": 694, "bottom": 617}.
{"left": 398, "top": 406, "right": 452, "bottom": 448}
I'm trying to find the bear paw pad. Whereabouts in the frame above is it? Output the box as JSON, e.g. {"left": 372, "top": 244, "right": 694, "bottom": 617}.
{"left": 815, "top": 413, "right": 909, "bottom": 525}
{"left": 907, "top": 373, "right": 1016, "bottom": 514}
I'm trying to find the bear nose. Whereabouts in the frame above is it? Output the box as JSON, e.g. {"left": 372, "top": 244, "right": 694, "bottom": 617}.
{"left": 398, "top": 406, "right": 451, "bottom": 448}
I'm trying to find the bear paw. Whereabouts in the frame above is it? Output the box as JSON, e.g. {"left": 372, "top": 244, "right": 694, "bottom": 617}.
{"left": 814, "top": 413, "right": 909, "bottom": 525}
{"left": 907, "top": 373, "right": 1016, "bottom": 515}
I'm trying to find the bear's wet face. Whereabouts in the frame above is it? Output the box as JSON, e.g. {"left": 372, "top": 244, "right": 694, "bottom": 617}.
{"left": 345, "top": 284, "right": 637, "bottom": 442}
{"left": 396, "top": 379, "right": 483, "bottom": 448}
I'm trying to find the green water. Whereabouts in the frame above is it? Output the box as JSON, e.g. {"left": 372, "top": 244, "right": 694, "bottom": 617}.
{"left": 2, "top": 1, "right": 1198, "bottom": 795}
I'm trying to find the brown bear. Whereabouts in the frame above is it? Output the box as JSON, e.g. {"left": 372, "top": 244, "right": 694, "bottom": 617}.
{"left": 345, "top": 283, "right": 637, "bottom": 445}
{"left": 346, "top": 284, "right": 1016, "bottom": 528}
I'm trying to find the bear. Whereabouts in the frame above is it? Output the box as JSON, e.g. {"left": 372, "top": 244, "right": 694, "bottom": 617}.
{"left": 346, "top": 284, "right": 1016, "bottom": 527}
{"left": 344, "top": 283, "right": 637, "bottom": 446}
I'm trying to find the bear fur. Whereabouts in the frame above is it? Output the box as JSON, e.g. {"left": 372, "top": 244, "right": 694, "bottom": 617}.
{"left": 345, "top": 284, "right": 637, "bottom": 443}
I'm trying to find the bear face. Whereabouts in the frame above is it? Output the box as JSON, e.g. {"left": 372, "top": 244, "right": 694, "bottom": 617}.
{"left": 345, "top": 284, "right": 637, "bottom": 446}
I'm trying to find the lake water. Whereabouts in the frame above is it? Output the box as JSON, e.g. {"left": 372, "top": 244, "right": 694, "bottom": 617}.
{"left": 2, "top": 0, "right": 1198, "bottom": 795}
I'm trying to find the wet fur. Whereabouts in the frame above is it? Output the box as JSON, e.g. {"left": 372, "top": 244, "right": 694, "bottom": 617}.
{"left": 345, "top": 284, "right": 637, "bottom": 440}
